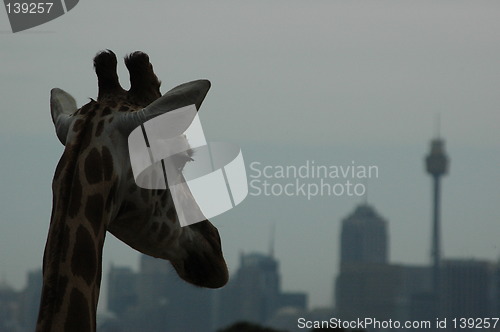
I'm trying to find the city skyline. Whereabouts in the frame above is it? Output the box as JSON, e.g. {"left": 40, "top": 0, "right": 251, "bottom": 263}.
{"left": 1, "top": 1, "right": 499, "bottom": 311}
{"left": 3, "top": 211, "right": 499, "bottom": 332}
{"left": 2, "top": 168, "right": 499, "bottom": 314}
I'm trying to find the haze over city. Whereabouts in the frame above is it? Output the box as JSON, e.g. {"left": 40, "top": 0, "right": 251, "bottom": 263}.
{"left": 1, "top": 0, "right": 499, "bottom": 311}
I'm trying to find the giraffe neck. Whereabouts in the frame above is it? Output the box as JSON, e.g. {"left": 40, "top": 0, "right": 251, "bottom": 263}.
{"left": 36, "top": 214, "right": 106, "bottom": 332}
{"left": 37, "top": 106, "right": 115, "bottom": 332}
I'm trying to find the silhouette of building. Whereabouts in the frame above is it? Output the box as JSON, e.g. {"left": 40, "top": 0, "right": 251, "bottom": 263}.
{"left": 333, "top": 135, "right": 500, "bottom": 331}
{"left": 339, "top": 204, "right": 388, "bottom": 269}
{"left": 107, "top": 265, "right": 137, "bottom": 316}
{"left": 0, "top": 280, "right": 22, "bottom": 332}
{"left": 334, "top": 204, "right": 433, "bottom": 330}
{"left": 495, "top": 262, "right": 500, "bottom": 316}
{"left": 0, "top": 269, "right": 42, "bottom": 332}
{"left": 102, "top": 251, "right": 307, "bottom": 332}
{"left": 335, "top": 203, "right": 391, "bottom": 317}
{"left": 105, "top": 255, "right": 214, "bottom": 332}
{"left": 20, "top": 269, "right": 42, "bottom": 332}
{"left": 213, "top": 252, "right": 307, "bottom": 331}
{"left": 336, "top": 263, "right": 401, "bottom": 322}
{"left": 439, "top": 259, "right": 493, "bottom": 328}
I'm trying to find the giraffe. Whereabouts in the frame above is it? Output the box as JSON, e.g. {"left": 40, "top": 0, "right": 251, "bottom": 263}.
{"left": 36, "top": 50, "right": 228, "bottom": 332}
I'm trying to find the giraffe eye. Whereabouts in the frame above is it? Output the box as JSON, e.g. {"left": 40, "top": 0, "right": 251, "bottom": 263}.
{"left": 182, "top": 156, "right": 194, "bottom": 168}
{"left": 173, "top": 154, "right": 194, "bottom": 171}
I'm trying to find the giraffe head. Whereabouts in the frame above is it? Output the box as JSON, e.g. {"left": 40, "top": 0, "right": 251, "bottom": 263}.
{"left": 50, "top": 50, "right": 228, "bottom": 288}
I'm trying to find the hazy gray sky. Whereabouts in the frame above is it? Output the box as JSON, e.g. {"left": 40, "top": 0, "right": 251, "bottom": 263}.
{"left": 1, "top": 0, "right": 499, "bottom": 310}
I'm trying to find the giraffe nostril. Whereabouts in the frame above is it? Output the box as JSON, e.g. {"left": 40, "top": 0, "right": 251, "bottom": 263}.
{"left": 181, "top": 250, "right": 228, "bottom": 289}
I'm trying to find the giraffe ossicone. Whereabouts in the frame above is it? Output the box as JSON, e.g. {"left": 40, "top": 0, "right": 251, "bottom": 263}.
{"left": 37, "top": 50, "right": 229, "bottom": 332}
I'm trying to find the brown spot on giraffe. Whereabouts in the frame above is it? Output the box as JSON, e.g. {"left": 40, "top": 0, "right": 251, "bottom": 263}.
{"left": 71, "top": 226, "right": 97, "bottom": 285}
{"left": 79, "top": 121, "right": 94, "bottom": 152}
{"left": 119, "top": 105, "right": 129, "bottom": 112}
{"left": 101, "top": 146, "right": 113, "bottom": 181}
{"left": 51, "top": 276, "right": 68, "bottom": 315}
{"left": 60, "top": 224, "right": 71, "bottom": 263}
{"left": 84, "top": 148, "right": 103, "bottom": 184}
{"left": 72, "top": 119, "right": 85, "bottom": 133}
{"left": 64, "top": 288, "right": 91, "bottom": 332}
{"left": 101, "top": 106, "right": 111, "bottom": 116}
{"left": 67, "top": 168, "right": 82, "bottom": 219}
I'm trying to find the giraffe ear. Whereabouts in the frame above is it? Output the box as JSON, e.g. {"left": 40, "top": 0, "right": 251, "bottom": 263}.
{"left": 50, "top": 88, "right": 77, "bottom": 145}
{"left": 116, "top": 79, "right": 211, "bottom": 136}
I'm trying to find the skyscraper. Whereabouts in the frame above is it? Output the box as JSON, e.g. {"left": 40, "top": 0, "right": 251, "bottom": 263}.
{"left": 134, "top": 255, "right": 213, "bottom": 332}
{"left": 335, "top": 204, "right": 394, "bottom": 323}
{"left": 21, "top": 269, "right": 42, "bottom": 332}
{"left": 339, "top": 203, "right": 388, "bottom": 268}
{"left": 107, "top": 265, "right": 137, "bottom": 316}
{"left": 0, "top": 279, "right": 22, "bottom": 332}
{"left": 213, "top": 252, "right": 307, "bottom": 331}
{"left": 439, "top": 259, "right": 493, "bottom": 330}
{"left": 216, "top": 252, "right": 281, "bottom": 327}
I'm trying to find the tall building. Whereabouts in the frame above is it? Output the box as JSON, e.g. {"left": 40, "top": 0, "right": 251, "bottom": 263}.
{"left": 213, "top": 252, "right": 307, "bottom": 331}
{"left": 335, "top": 204, "right": 434, "bottom": 329}
{"left": 0, "top": 280, "right": 22, "bottom": 332}
{"left": 335, "top": 203, "right": 390, "bottom": 319}
{"left": 21, "top": 269, "right": 42, "bottom": 332}
{"left": 425, "top": 137, "right": 449, "bottom": 294}
{"left": 439, "top": 259, "right": 493, "bottom": 326}
{"left": 215, "top": 252, "right": 280, "bottom": 329}
{"left": 107, "top": 255, "right": 213, "bottom": 332}
{"left": 495, "top": 261, "right": 500, "bottom": 316}
{"left": 339, "top": 203, "right": 388, "bottom": 268}
{"left": 107, "top": 265, "right": 137, "bottom": 316}
{"left": 104, "top": 251, "right": 307, "bottom": 332}
{"left": 335, "top": 263, "right": 402, "bottom": 323}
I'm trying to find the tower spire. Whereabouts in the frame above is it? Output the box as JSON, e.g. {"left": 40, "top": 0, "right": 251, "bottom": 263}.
{"left": 269, "top": 222, "right": 276, "bottom": 258}
{"left": 425, "top": 129, "right": 449, "bottom": 296}
{"left": 363, "top": 178, "right": 369, "bottom": 205}
{"left": 435, "top": 113, "right": 441, "bottom": 139}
